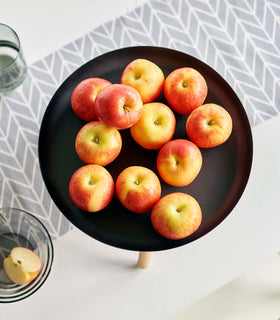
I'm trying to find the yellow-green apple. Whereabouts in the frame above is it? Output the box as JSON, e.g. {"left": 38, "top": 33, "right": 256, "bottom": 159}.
{"left": 3, "top": 247, "right": 41, "bottom": 285}
{"left": 116, "top": 166, "right": 161, "bottom": 214}
{"left": 157, "top": 139, "right": 202, "bottom": 187}
{"left": 69, "top": 164, "right": 114, "bottom": 212}
{"left": 71, "top": 78, "right": 111, "bottom": 121}
{"left": 164, "top": 67, "right": 207, "bottom": 115}
{"left": 130, "top": 102, "right": 176, "bottom": 150}
{"left": 121, "top": 58, "right": 164, "bottom": 103}
{"left": 151, "top": 192, "right": 202, "bottom": 240}
{"left": 94, "top": 84, "right": 143, "bottom": 129}
{"left": 75, "top": 121, "right": 122, "bottom": 166}
{"left": 186, "top": 103, "right": 233, "bottom": 148}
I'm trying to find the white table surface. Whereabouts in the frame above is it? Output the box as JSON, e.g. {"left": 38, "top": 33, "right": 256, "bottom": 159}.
{"left": 1, "top": 1, "right": 280, "bottom": 319}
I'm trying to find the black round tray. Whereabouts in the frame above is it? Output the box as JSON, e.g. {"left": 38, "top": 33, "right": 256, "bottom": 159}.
{"left": 38, "top": 46, "right": 253, "bottom": 252}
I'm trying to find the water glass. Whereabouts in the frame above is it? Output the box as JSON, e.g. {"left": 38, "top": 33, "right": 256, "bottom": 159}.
{"left": 0, "top": 23, "right": 27, "bottom": 92}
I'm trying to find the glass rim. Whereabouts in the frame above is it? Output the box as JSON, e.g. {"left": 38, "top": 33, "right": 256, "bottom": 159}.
{"left": 0, "top": 23, "right": 22, "bottom": 71}
{"left": 0, "top": 207, "right": 54, "bottom": 303}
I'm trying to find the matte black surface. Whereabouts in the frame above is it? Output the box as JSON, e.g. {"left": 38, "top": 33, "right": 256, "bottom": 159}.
{"left": 38, "top": 46, "right": 253, "bottom": 251}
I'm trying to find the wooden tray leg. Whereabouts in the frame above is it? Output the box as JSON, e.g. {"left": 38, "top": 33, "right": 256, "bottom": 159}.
{"left": 137, "top": 252, "right": 151, "bottom": 269}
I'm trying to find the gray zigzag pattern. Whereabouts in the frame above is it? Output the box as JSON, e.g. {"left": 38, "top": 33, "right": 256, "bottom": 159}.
{"left": 0, "top": 0, "right": 279, "bottom": 239}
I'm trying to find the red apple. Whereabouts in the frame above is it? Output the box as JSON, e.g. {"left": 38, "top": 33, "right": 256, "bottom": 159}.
{"left": 121, "top": 58, "right": 164, "bottom": 103}
{"left": 94, "top": 84, "right": 143, "bottom": 129}
{"left": 151, "top": 192, "right": 202, "bottom": 240}
{"left": 130, "top": 102, "right": 176, "bottom": 150}
{"left": 71, "top": 78, "right": 111, "bottom": 121}
{"left": 75, "top": 120, "right": 122, "bottom": 166}
{"left": 69, "top": 164, "right": 114, "bottom": 212}
{"left": 164, "top": 67, "right": 207, "bottom": 115}
{"left": 157, "top": 139, "right": 202, "bottom": 187}
{"left": 3, "top": 247, "right": 41, "bottom": 285}
{"left": 116, "top": 166, "right": 161, "bottom": 214}
{"left": 186, "top": 103, "right": 233, "bottom": 148}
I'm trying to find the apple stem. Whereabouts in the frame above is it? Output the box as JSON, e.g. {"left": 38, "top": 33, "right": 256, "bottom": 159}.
{"left": 123, "top": 105, "right": 130, "bottom": 112}
{"left": 137, "top": 252, "right": 151, "bottom": 269}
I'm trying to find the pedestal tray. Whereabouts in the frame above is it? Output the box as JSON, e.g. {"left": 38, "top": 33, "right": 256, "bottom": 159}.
{"left": 38, "top": 47, "right": 253, "bottom": 267}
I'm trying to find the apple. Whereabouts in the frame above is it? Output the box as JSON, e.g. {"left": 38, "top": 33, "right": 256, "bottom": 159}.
{"left": 71, "top": 78, "right": 111, "bottom": 122}
{"left": 69, "top": 164, "right": 114, "bottom": 212}
{"left": 164, "top": 67, "right": 207, "bottom": 115}
{"left": 94, "top": 84, "right": 143, "bottom": 129}
{"left": 121, "top": 58, "right": 164, "bottom": 103}
{"left": 75, "top": 120, "right": 122, "bottom": 166}
{"left": 130, "top": 102, "right": 176, "bottom": 150}
{"left": 151, "top": 192, "right": 202, "bottom": 240}
{"left": 157, "top": 139, "right": 202, "bottom": 187}
{"left": 3, "top": 247, "right": 41, "bottom": 285}
{"left": 116, "top": 166, "right": 161, "bottom": 214}
{"left": 186, "top": 103, "right": 233, "bottom": 148}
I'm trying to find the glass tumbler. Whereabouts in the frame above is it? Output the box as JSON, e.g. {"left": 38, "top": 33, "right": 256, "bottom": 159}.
{"left": 0, "top": 208, "right": 54, "bottom": 303}
{"left": 0, "top": 23, "right": 27, "bottom": 92}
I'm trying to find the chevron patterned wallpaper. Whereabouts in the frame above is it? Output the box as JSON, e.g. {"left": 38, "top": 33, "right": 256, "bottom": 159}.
{"left": 0, "top": 0, "right": 279, "bottom": 239}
